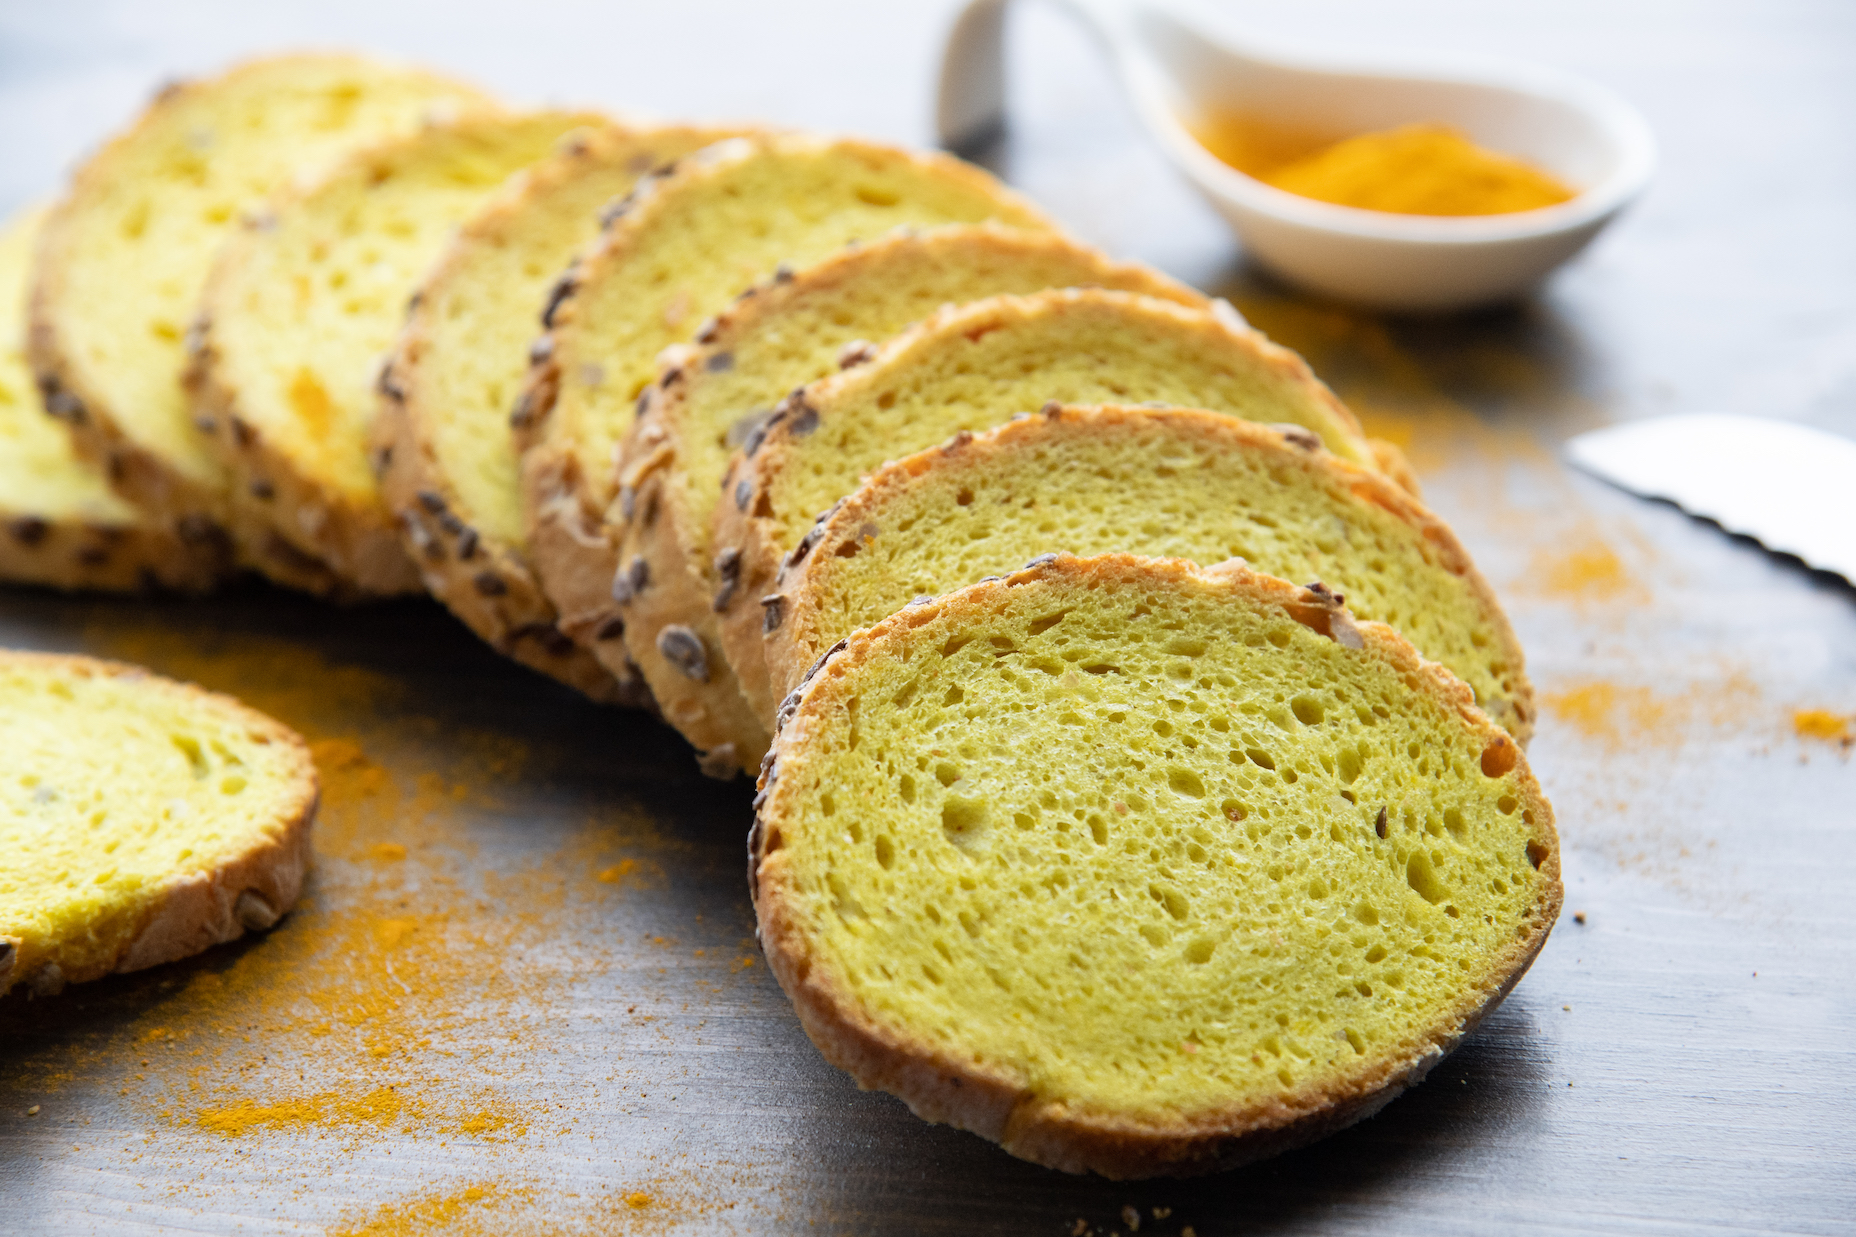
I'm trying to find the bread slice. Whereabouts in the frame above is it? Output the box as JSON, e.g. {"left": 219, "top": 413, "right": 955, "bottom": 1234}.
{"left": 28, "top": 53, "right": 492, "bottom": 584}
{"left": 715, "top": 288, "right": 1382, "bottom": 726}
{"left": 0, "top": 650, "right": 318, "bottom": 997}
{"left": 617, "top": 226, "right": 1209, "bottom": 776}
{"left": 188, "top": 109, "right": 610, "bottom": 598}
{"left": 766, "top": 405, "right": 1533, "bottom": 741}
{"left": 0, "top": 207, "right": 219, "bottom": 593}
{"left": 749, "top": 553, "right": 1560, "bottom": 1178}
{"left": 375, "top": 123, "right": 738, "bottom": 703}
{"left": 515, "top": 134, "right": 1056, "bottom": 770}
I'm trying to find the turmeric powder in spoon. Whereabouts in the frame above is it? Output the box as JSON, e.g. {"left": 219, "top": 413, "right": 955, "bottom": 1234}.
{"left": 1192, "top": 114, "right": 1575, "bottom": 216}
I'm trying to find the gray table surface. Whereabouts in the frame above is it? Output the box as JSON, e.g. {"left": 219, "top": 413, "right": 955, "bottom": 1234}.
{"left": 2, "top": 2, "right": 1853, "bottom": 1234}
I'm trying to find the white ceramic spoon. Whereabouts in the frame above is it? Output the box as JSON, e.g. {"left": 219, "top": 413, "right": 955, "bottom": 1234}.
{"left": 938, "top": 0, "right": 1656, "bottom": 311}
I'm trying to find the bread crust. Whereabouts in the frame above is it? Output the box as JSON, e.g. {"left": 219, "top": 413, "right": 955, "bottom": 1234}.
{"left": 25, "top": 54, "right": 492, "bottom": 593}
{"left": 188, "top": 109, "right": 623, "bottom": 599}
{"left": 374, "top": 124, "right": 732, "bottom": 704}
{"left": 184, "top": 323, "right": 418, "bottom": 598}
{"left": 612, "top": 227, "right": 1210, "bottom": 778}
{"left": 749, "top": 554, "right": 1560, "bottom": 1178}
{"left": 763, "top": 404, "right": 1533, "bottom": 742}
{"left": 516, "top": 135, "right": 1051, "bottom": 774}
{"left": 0, "top": 511, "right": 219, "bottom": 594}
{"left": 713, "top": 288, "right": 1383, "bottom": 732}
{"left": 0, "top": 650, "right": 318, "bottom": 997}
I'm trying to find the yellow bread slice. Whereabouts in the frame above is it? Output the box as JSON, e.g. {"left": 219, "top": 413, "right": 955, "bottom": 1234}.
{"left": 0, "top": 650, "right": 317, "bottom": 997}
{"left": 28, "top": 53, "right": 492, "bottom": 582}
{"left": 716, "top": 288, "right": 1380, "bottom": 726}
{"left": 766, "top": 405, "right": 1533, "bottom": 741}
{"left": 618, "top": 225, "right": 1207, "bottom": 776}
{"left": 189, "top": 109, "right": 608, "bottom": 597}
{"left": 749, "top": 553, "right": 1560, "bottom": 1178}
{"left": 514, "top": 134, "right": 1055, "bottom": 767}
{"left": 0, "top": 207, "right": 218, "bottom": 593}
{"left": 376, "top": 123, "right": 738, "bottom": 702}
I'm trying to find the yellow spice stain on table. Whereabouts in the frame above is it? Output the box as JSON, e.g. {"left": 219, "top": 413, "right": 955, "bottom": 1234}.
{"left": 1543, "top": 671, "right": 1763, "bottom": 751}
{"left": 1793, "top": 709, "right": 1853, "bottom": 747}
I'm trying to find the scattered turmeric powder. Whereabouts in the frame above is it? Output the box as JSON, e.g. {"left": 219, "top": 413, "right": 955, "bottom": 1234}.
{"left": 1793, "top": 709, "right": 1853, "bottom": 747}
{"left": 330, "top": 1183, "right": 508, "bottom": 1237}
{"left": 1543, "top": 671, "right": 1762, "bottom": 750}
{"left": 197, "top": 1085, "right": 407, "bottom": 1136}
{"left": 1192, "top": 111, "right": 1575, "bottom": 216}
{"left": 598, "top": 858, "right": 640, "bottom": 885}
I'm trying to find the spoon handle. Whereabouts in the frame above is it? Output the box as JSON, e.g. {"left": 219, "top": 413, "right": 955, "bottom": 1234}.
{"left": 936, "top": 0, "right": 1136, "bottom": 155}
{"left": 936, "top": 0, "right": 1011, "bottom": 155}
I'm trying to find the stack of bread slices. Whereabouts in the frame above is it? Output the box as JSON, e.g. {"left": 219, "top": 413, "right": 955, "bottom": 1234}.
{"left": 7, "top": 51, "right": 1559, "bottom": 1177}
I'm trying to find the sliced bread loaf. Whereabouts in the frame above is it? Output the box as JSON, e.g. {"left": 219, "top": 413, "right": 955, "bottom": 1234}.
{"left": 0, "top": 207, "right": 218, "bottom": 593}
{"left": 28, "top": 54, "right": 491, "bottom": 583}
{"left": 617, "top": 225, "right": 1206, "bottom": 775}
{"left": 715, "top": 288, "right": 1380, "bottom": 726}
{"left": 765, "top": 405, "right": 1532, "bottom": 740}
{"left": 375, "top": 123, "right": 736, "bottom": 703}
{"left": 749, "top": 554, "right": 1560, "bottom": 1178}
{"left": 515, "top": 134, "right": 1055, "bottom": 769}
{"left": 0, "top": 650, "right": 318, "bottom": 997}
{"left": 188, "top": 110, "right": 609, "bottom": 597}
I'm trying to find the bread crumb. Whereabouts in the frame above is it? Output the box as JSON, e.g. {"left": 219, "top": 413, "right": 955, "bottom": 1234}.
{"left": 625, "top": 1191, "right": 652, "bottom": 1209}
{"left": 1122, "top": 1205, "right": 1141, "bottom": 1230}
{"left": 1572, "top": 911, "right": 1586, "bottom": 924}
{"left": 26, "top": 1105, "right": 40, "bottom": 1116}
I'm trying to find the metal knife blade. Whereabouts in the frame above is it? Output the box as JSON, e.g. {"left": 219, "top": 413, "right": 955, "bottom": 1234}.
{"left": 1565, "top": 413, "right": 1856, "bottom": 582}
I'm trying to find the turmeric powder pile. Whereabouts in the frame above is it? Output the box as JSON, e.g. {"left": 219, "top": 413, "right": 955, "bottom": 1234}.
{"left": 1192, "top": 112, "right": 1576, "bottom": 216}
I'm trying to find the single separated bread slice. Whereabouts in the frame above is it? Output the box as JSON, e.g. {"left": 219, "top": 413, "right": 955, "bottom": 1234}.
{"left": 0, "top": 207, "right": 217, "bottom": 593}
{"left": 716, "top": 288, "right": 1382, "bottom": 726}
{"left": 30, "top": 55, "right": 492, "bottom": 583}
{"left": 189, "top": 110, "right": 610, "bottom": 597}
{"left": 767, "top": 406, "right": 1532, "bottom": 741}
{"left": 516, "top": 134, "right": 1055, "bottom": 769}
{"left": 617, "top": 226, "right": 1207, "bottom": 775}
{"left": 376, "top": 123, "right": 739, "bottom": 702}
{"left": 0, "top": 651, "right": 318, "bottom": 997}
{"left": 749, "top": 554, "right": 1560, "bottom": 1179}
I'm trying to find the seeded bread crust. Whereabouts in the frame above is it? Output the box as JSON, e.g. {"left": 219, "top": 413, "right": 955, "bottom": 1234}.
{"left": 514, "top": 134, "right": 1052, "bottom": 774}
{"left": 748, "top": 554, "right": 1560, "bottom": 1179}
{"left": 27, "top": 55, "right": 492, "bottom": 590}
{"left": 713, "top": 288, "right": 1381, "bottom": 730}
{"left": 763, "top": 405, "right": 1532, "bottom": 741}
{"left": 0, "top": 207, "right": 219, "bottom": 594}
{"left": 375, "top": 125, "right": 736, "bottom": 705}
{"left": 188, "top": 110, "right": 627, "bottom": 600}
{"left": 614, "top": 228, "right": 1208, "bottom": 777}
{"left": 0, "top": 651, "right": 317, "bottom": 998}
{"left": 0, "top": 518, "right": 217, "bottom": 596}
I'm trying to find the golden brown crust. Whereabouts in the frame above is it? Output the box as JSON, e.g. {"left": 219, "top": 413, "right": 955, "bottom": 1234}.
{"left": 749, "top": 554, "right": 1560, "bottom": 1178}
{"left": 517, "top": 135, "right": 1053, "bottom": 775}
{"left": 183, "top": 327, "right": 413, "bottom": 598}
{"left": 763, "top": 405, "right": 1533, "bottom": 742}
{"left": 25, "top": 312, "right": 244, "bottom": 579}
{"left": 0, "top": 650, "right": 319, "bottom": 997}
{"left": 0, "top": 509, "right": 220, "bottom": 594}
{"left": 617, "top": 227, "right": 1209, "bottom": 777}
{"left": 1369, "top": 437, "right": 1424, "bottom": 499}
{"left": 26, "top": 54, "right": 490, "bottom": 595}
{"left": 374, "top": 365, "right": 645, "bottom": 704}
{"left": 375, "top": 124, "right": 732, "bottom": 704}
{"left": 714, "top": 288, "right": 1383, "bottom": 732}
